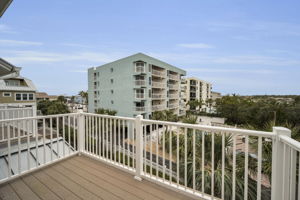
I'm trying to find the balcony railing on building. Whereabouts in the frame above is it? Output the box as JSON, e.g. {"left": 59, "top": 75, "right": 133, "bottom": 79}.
{"left": 135, "top": 93, "right": 145, "bottom": 99}
{"left": 168, "top": 103, "right": 178, "bottom": 109}
{"left": 168, "top": 84, "right": 179, "bottom": 90}
{"left": 152, "top": 69, "right": 166, "bottom": 77}
{"left": 152, "top": 94, "right": 166, "bottom": 99}
{"left": 169, "top": 94, "right": 178, "bottom": 99}
{"left": 152, "top": 81, "right": 166, "bottom": 88}
{"left": 169, "top": 74, "right": 179, "bottom": 80}
{"left": 152, "top": 104, "right": 165, "bottom": 111}
{"left": 135, "top": 106, "right": 146, "bottom": 112}
{"left": 0, "top": 112, "right": 299, "bottom": 200}
{"left": 134, "top": 80, "right": 146, "bottom": 87}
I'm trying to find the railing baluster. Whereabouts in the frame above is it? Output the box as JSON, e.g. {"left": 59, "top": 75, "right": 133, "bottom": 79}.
{"left": 232, "top": 134, "right": 236, "bottom": 200}
{"left": 18, "top": 121, "right": 21, "bottom": 174}
{"left": 221, "top": 132, "right": 225, "bottom": 199}
{"left": 114, "top": 118, "right": 116, "bottom": 163}
{"left": 122, "top": 120, "right": 125, "bottom": 166}
{"left": 92, "top": 116, "right": 95, "bottom": 155}
{"left": 50, "top": 117, "right": 53, "bottom": 161}
{"left": 244, "top": 135, "right": 249, "bottom": 200}
{"left": 169, "top": 125, "right": 172, "bottom": 184}
{"left": 202, "top": 131, "right": 205, "bottom": 194}
{"left": 56, "top": 117, "right": 59, "bottom": 158}
{"left": 162, "top": 125, "right": 165, "bottom": 181}
{"left": 68, "top": 116, "right": 71, "bottom": 155}
{"left": 7, "top": 122, "right": 11, "bottom": 177}
{"left": 177, "top": 126, "right": 180, "bottom": 186}
{"left": 43, "top": 118, "right": 46, "bottom": 164}
{"left": 282, "top": 143, "right": 287, "bottom": 200}
{"left": 36, "top": 118, "right": 39, "bottom": 166}
{"left": 184, "top": 127, "right": 187, "bottom": 188}
{"left": 298, "top": 152, "right": 300, "bottom": 200}
{"left": 127, "top": 121, "right": 130, "bottom": 167}
{"left": 150, "top": 123, "right": 153, "bottom": 177}
{"left": 211, "top": 132, "right": 214, "bottom": 198}
{"left": 193, "top": 129, "right": 195, "bottom": 192}
{"left": 63, "top": 116, "right": 65, "bottom": 156}
{"left": 118, "top": 119, "right": 121, "bottom": 164}
{"left": 85, "top": 116, "right": 88, "bottom": 151}
{"left": 73, "top": 115, "right": 76, "bottom": 151}
{"left": 28, "top": 119, "right": 31, "bottom": 169}
{"left": 106, "top": 118, "right": 108, "bottom": 159}
{"left": 156, "top": 123, "right": 159, "bottom": 178}
{"left": 257, "top": 136, "right": 262, "bottom": 200}
{"left": 102, "top": 117, "right": 104, "bottom": 157}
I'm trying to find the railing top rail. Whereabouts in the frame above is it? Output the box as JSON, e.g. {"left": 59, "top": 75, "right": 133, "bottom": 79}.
{"left": 83, "top": 113, "right": 135, "bottom": 121}
{"left": 279, "top": 135, "right": 300, "bottom": 152}
{"left": 141, "top": 119, "right": 275, "bottom": 137}
{"left": 0, "top": 112, "right": 78, "bottom": 122}
{"left": 0, "top": 107, "right": 33, "bottom": 111}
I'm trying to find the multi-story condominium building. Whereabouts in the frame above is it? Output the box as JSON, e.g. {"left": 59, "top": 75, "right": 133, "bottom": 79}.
{"left": 182, "top": 77, "right": 212, "bottom": 112}
{"left": 0, "top": 58, "right": 37, "bottom": 113}
{"left": 88, "top": 53, "right": 186, "bottom": 119}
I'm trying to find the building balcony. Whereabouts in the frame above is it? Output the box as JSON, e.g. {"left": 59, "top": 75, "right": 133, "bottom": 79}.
{"left": 152, "top": 104, "right": 166, "bottom": 111}
{"left": 168, "top": 74, "right": 179, "bottom": 80}
{"left": 168, "top": 103, "right": 178, "bottom": 109}
{"left": 152, "top": 94, "right": 166, "bottom": 99}
{"left": 152, "top": 81, "right": 166, "bottom": 88}
{"left": 152, "top": 69, "right": 166, "bottom": 77}
{"left": 134, "top": 80, "right": 146, "bottom": 87}
{"left": 135, "top": 93, "right": 145, "bottom": 99}
{"left": 168, "top": 94, "right": 178, "bottom": 99}
{"left": 168, "top": 84, "right": 179, "bottom": 90}
{"left": 135, "top": 66, "right": 146, "bottom": 74}
{"left": 0, "top": 112, "right": 299, "bottom": 200}
{"left": 135, "top": 106, "right": 146, "bottom": 112}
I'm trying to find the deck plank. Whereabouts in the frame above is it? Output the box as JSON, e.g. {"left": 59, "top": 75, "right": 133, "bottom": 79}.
{"left": 22, "top": 175, "right": 60, "bottom": 200}
{"left": 33, "top": 171, "right": 81, "bottom": 200}
{"left": 56, "top": 162, "right": 142, "bottom": 200}
{"left": 10, "top": 179, "right": 40, "bottom": 200}
{"left": 74, "top": 156, "right": 192, "bottom": 200}
{"left": 0, "top": 184, "right": 21, "bottom": 200}
{"left": 44, "top": 167, "right": 100, "bottom": 200}
{"left": 52, "top": 164, "right": 122, "bottom": 200}
{"left": 66, "top": 158, "right": 163, "bottom": 200}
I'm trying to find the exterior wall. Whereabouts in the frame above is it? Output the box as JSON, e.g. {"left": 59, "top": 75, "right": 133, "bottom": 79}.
{"left": 88, "top": 53, "right": 186, "bottom": 119}
{"left": 185, "top": 77, "right": 212, "bottom": 112}
{"left": 0, "top": 91, "right": 36, "bottom": 104}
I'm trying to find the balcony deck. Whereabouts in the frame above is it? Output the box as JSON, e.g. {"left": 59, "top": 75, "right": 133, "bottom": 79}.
{"left": 0, "top": 155, "right": 195, "bottom": 200}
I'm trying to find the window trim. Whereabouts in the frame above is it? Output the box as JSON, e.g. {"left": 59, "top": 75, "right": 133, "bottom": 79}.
{"left": 3, "top": 92, "right": 11, "bottom": 97}
{"left": 15, "top": 93, "right": 35, "bottom": 101}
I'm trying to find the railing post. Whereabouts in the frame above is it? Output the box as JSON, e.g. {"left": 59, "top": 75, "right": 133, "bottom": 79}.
{"left": 77, "top": 110, "right": 85, "bottom": 155}
{"left": 271, "top": 127, "right": 291, "bottom": 200}
{"left": 134, "top": 115, "right": 143, "bottom": 181}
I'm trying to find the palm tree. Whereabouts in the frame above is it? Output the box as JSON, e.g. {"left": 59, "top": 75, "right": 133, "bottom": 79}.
{"left": 78, "top": 90, "right": 88, "bottom": 104}
{"left": 187, "top": 100, "right": 203, "bottom": 111}
{"left": 162, "top": 130, "right": 259, "bottom": 200}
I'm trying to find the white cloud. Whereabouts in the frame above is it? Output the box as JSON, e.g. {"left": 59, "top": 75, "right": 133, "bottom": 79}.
{"left": 0, "top": 24, "right": 15, "bottom": 33}
{"left": 177, "top": 43, "right": 214, "bottom": 49}
{"left": 1, "top": 50, "right": 125, "bottom": 65}
{"left": 61, "top": 43, "right": 91, "bottom": 48}
{"left": 0, "top": 39, "right": 43, "bottom": 46}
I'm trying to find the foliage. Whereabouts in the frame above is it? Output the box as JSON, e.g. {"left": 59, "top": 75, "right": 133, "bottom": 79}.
{"left": 79, "top": 90, "right": 88, "bottom": 104}
{"left": 57, "top": 95, "right": 66, "bottom": 103}
{"left": 187, "top": 99, "right": 203, "bottom": 110}
{"left": 151, "top": 110, "right": 179, "bottom": 122}
{"left": 95, "top": 108, "right": 117, "bottom": 116}
{"left": 37, "top": 100, "right": 69, "bottom": 115}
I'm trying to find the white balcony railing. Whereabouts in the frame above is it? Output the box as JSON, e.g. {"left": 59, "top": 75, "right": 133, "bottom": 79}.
{"left": 169, "top": 74, "right": 179, "bottom": 80}
{"left": 152, "top": 104, "right": 166, "bottom": 111}
{"left": 152, "top": 69, "right": 166, "bottom": 77}
{"left": 0, "top": 112, "right": 299, "bottom": 200}
{"left": 134, "top": 80, "right": 146, "bottom": 86}
{"left": 135, "top": 106, "right": 146, "bottom": 112}
{"left": 152, "top": 81, "right": 166, "bottom": 88}
{"left": 168, "top": 94, "right": 178, "bottom": 99}
{"left": 169, "top": 84, "right": 179, "bottom": 90}
{"left": 135, "top": 66, "right": 145, "bottom": 73}
{"left": 135, "top": 93, "right": 145, "bottom": 99}
{"left": 152, "top": 94, "right": 166, "bottom": 99}
{"left": 168, "top": 103, "right": 178, "bottom": 109}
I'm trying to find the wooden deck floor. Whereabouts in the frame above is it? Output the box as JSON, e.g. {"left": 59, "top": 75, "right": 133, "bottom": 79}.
{"left": 0, "top": 155, "right": 196, "bottom": 200}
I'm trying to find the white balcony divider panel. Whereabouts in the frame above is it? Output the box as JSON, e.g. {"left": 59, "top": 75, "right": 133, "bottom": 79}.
{"left": 1, "top": 112, "right": 300, "bottom": 200}
{"left": 0, "top": 113, "right": 78, "bottom": 184}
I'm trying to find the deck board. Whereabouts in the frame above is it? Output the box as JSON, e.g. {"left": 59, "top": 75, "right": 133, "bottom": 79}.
{"left": 0, "top": 155, "right": 196, "bottom": 200}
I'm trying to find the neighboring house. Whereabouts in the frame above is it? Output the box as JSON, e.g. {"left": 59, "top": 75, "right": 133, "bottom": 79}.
{"left": 211, "top": 91, "right": 222, "bottom": 101}
{"left": 182, "top": 77, "right": 212, "bottom": 112}
{"left": 74, "top": 95, "right": 86, "bottom": 104}
{"left": 36, "top": 92, "right": 58, "bottom": 101}
{"left": 88, "top": 53, "right": 186, "bottom": 119}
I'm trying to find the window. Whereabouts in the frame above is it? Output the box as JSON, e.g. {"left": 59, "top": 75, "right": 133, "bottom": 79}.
{"left": 16, "top": 93, "right": 21, "bottom": 101}
{"left": 22, "top": 93, "right": 28, "bottom": 100}
{"left": 3, "top": 92, "right": 11, "bottom": 97}
{"left": 149, "top": 77, "right": 151, "bottom": 85}
{"left": 111, "top": 90, "right": 114, "bottom": 94}
{"left": 110, "top": 68, "right": 114, "bottom": 73}
{"left": 111, "top": 100, "right": 114, "bottom": 104}
{"left": 110, "top": 79, "right": 114, "bottom": 84}
{"left": 29, "top": 93, "right": 34, "bottom": 100}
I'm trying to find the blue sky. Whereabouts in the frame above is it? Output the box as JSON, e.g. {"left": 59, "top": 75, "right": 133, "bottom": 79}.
{"left": 0, "top": 0, "right": 299, "bottom": 95}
